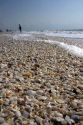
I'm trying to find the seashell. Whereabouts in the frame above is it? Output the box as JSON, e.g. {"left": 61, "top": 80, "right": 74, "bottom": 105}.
{"left": 1, "top": 64, "right": 7, "bottom": 68}
{"left": 22, "top": 71, "right": 33, "bottom": 78}
{"left": 0, "top": 99, "right": 4, "bottom": 105}
{"left": 38, "top": 96, "right": 47, "bottom": 101}
{"left": 7, "top": 118, "right": 14, "bottom": 125}
{"left": 22, "top": 120, "right": 28, "bottom": 125}
{"left": 10, "top": 104, "right": 17, "bottom": 109}
{"left": 30, "top": 112, "right": 35, "bottom": 118}
{"left": 54, "top": 111, "right": 63, "bottom": 118}
{"left": 14, "top": 86, "right": 22, "bottom": 92}
{"left": 17, "top": 98, "right": 25, "bottom": 105}
{"left": 5, "top": 90, "right": 13, "bottom": 98}
{"left": 56, "top": 99, "right": 65, "bottom": 104}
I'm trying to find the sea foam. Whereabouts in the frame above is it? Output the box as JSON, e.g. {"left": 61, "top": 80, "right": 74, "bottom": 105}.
{"left": 5, "top": 31, "right": 83, "bottom": 57}
{"left": 45, "top": 40, "right": 83, "bottom": 57}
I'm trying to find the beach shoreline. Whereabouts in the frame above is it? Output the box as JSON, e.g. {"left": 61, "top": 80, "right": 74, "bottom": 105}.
{"left": 0, "top": 35, "right": 83, "bottom": 125}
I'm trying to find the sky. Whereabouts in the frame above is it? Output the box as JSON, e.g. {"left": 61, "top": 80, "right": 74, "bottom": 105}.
{"left": 0, "top": 0, "right": 83, "bottom": 31}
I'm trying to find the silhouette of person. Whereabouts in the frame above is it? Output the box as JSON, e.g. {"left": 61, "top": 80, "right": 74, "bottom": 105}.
{"left": 19, "top": 24, "right": 22, "bottom": 33}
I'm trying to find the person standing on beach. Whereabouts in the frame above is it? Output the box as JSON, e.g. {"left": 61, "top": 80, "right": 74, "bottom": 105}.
{"left": 19, "top": 24, "right": 22, "bottom": 33}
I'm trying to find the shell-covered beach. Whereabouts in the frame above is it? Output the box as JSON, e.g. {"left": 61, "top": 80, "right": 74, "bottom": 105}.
{"left": 0, "top": 34, "right": 83, "bottom": 125}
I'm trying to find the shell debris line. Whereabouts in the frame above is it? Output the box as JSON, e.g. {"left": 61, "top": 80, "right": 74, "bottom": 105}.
{"left": 0, "top": 35, "right": 83, "bottom": 125}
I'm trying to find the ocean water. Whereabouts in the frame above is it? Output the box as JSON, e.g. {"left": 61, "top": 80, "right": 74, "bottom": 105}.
{"left": 6, "top": 30, "right": 83, "bottom": 57}
{"left": 12, "top": 30, "right": 83, "bottom": 39}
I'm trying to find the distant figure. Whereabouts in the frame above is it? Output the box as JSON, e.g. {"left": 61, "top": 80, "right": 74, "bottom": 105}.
{"left": 19, "top": 24, "right": 22, "bottom": 33}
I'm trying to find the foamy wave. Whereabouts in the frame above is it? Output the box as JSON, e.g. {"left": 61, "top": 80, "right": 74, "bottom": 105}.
{"left": 45, "top": 40, "right": 83, "bottom": 57}
{"left": 12, "top": 32, "right": 32, "bottom": 40}
{"left": 5, "top": 31, "right": 83, "bottom": 57}
{"left": 44, "top": 31, "right": 83, "bottom": 38}
{"left": 11, "top": 31, "right": 83, "bottom": 40}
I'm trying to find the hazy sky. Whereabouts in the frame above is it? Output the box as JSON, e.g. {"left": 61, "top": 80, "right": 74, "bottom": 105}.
{"left": 0, "top": 0, "right": 83, "bottom": 31}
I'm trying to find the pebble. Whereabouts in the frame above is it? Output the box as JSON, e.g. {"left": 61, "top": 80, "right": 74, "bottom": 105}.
{"left": 35, "top": 115, "right": 43, "bottom": 125}
{"left": 53, "top": 111, "right": 63, "bottom": 118}
{"left": 65, "top": 115, "right": 75, "bottom": 125}
{"left": 22, "top": 110, "right": 29, "bottom": 118}
{"left": 52, "top": 117, "right": 67, "bottom": 125}
{"left": 12, "top": 109, "right": 22, "bottom": 118}
{"left": 80, "top": 121, "right": 83, "bottom": 125}
{"left": 29, "top": 120, "right": 37, "bottom": 125}
{"left": 79, "top": 68, "right": 83, "bottom": 72}
{"left": 0, "top": 123, "right": 9, "bottom": 125}
{"left": 0, "top": 117, "right": 5, "bottom": 124}
{"left": 0, "top": 78, "right": 3, "bottom": 83}
{"left": 71, "top": 115, "right": 80, "bottom": 123}
{"left": 0, "top": 113, "right": 9, "bottom": 118}
{"left": 15, "top": 76, "right": 24, "bottom": 82}
{"left": 77, "top": 84, "right": 83, "bottom": 90}
{"left": 25, "top": 105, "right": 33, "bottom": 112}
{"left": 27, "top": 90, "right": 36, "bottom": 97}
